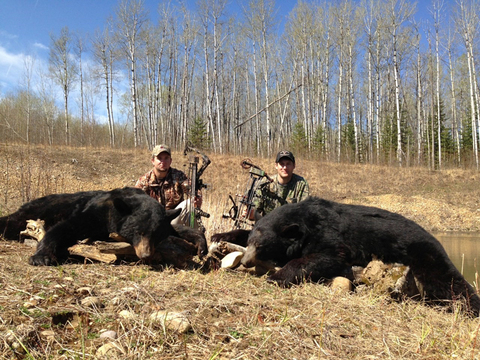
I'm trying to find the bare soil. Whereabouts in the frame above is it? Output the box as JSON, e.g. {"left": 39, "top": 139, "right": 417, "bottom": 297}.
{"left": 0, "top": 143, "right": 479, "bottom": 359}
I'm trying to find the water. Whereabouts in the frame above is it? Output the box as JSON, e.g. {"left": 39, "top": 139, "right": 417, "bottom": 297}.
{"left": 434, "top": 232, "right": 479, "bottom": 286}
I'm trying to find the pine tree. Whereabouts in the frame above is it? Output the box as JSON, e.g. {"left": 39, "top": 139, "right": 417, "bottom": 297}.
{"left": 187, "top": 116, "right": 211, "bottom": 150}
{"left": 291, "top": 122, "right": 308, "bottom": 156}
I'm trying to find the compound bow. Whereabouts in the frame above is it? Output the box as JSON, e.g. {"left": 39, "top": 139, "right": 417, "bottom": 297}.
{"left": 183, "top": 143, "right": 211, "bottom": 231}
{"left": 222, "top": 159, "right": 272, "bottom": 229}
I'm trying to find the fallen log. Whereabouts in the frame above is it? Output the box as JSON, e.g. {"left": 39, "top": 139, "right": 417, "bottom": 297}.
{"left": 21, "top": 220, "right": 201, "bottom": 267}
{"left": 68, "top": 244, "right": 118, "bottom": 264}
{"left": 90, "top": 241, "right": 136, "bottom": 255}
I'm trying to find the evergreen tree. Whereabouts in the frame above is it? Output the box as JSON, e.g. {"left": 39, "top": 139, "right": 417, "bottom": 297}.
{"left": 312, "top": 125, "right": 326, "bottom": 154}
{"left": 291, "top": 121, "right": 308, "bottom": 156}
{"left": 187, "top": 116, "right": 211, "bottom": 150}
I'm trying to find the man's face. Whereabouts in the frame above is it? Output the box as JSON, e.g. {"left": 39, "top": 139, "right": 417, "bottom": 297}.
{"left": 152, "top": 152, "right": 172, "bottom": 174}
{"left": 275, "top": 158, "right": 295, "bottom": 181}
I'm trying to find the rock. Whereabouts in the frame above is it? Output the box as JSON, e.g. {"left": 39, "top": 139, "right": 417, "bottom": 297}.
{"left": 220, "top": 251, "right": 244, "bottom": 269}
{"left": 99, "top": 330, "right": 117, "bottom": 340}
{"left": 23, "top": 299, "right": 38, "bottom": 308}
{"left": 23, "top": 239, "right": 39, "bottom": 248}
{"left": 118, "top": 310, "right": 136, "bottom": 320}
{"left": 111, "top": 297, "right": 122, "bottom": 306}
{"left": 355, "top": 260, "right": 421, "bottom": 299}
{"left": 40, "top": 330, "right": 56, "bottom": 341}
{"left": 121, "top": 287, "right": 137, "bottom": 293}
{"left": 75, "top": 287, "right": 92, "bottom": 295}
{"left": 96, "top": 342, "right": 124, "bottom": 357}
{"left": 81, "top": 296, "right": 103, "bottom": 308}
{"left": 4, "top": 325, "right": 37, "bottom": 354}
{"left": 150, "top": 311, "right": 192, "bottom": 334}
{"left": 330, "top": 276, "right": 352, "bottom": 292}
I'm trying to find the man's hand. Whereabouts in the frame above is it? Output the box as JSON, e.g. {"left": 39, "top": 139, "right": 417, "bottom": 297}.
{"left": 194, "top": 194, "right": 202, "bottom": 208}
{"left": 242, "top": 207, "right": 255, "bottom": 221}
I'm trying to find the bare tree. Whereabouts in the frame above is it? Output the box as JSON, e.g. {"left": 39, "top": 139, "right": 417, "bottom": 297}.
{"left": 49, "top": 26, "right": 77, "bottom": 145}
{"left": 74, "top": 32, "right": 87, "bottom": 146}
{"left": 363, "top": 0, "right": 380, "bottom": 163}
{"left": 445, "top": 21, "right": 461, "bottom": 164}
{"left": 92, "top": 22, "right": 118, "bottom": 147}
{"left": 36, "top": 68, "right": 58, "bottom": 145}
{"left": 21, "top": 55, "right": 35, "bottom": 144}
{"left": 115, "top": 0, "right": 148, "bottom": 148}
{"left": 331, "top": 2, "right": 348, "bottom": 162}
{"left": 243, "top": 0, "right": 277, "bottom": 156}
{"left": 455, "top": 0, "right": 480, "bottom": 169}
{"left": 385, "top": 0, "right": 416, "bottom": 166}
{"left": 431, "top": 0, "right": 444, "bottom": 169}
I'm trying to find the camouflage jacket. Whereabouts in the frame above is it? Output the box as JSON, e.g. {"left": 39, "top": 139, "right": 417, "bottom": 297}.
{"left": 253, "top": 173, "right": 309, "bottom": 217}
{"left": 135, "top": 167, "right": 189, "bottom": 210}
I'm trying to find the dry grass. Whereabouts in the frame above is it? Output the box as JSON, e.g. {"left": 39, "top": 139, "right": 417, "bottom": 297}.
{"left": 0, "top": 143, "right": 479, "bottom": 359}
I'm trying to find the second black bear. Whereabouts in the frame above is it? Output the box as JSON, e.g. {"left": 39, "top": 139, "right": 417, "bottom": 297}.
{"left": 0, "top": 187, "right": 187, "bottom": 266}
{"left": 241, "top": 197, "right": 480, "bottom": 316}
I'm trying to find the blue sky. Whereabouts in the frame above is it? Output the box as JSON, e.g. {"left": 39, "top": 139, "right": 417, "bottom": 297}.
{"left": 0, "top": 0, "right": 454, "bottom": 119}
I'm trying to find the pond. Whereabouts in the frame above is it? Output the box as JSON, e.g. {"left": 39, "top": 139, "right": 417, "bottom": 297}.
{"left": 434, "top": 232, "right": 479, "bottom": 286}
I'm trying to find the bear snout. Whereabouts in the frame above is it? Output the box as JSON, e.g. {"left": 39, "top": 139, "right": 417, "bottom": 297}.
{"left": 134, "top": 236, "right": 154, "bottom": 259}
{"left": 241, "top": 245, "right": 257, "bottom": 267}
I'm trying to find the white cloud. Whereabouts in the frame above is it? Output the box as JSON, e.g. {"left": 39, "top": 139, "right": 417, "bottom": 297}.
{"left": 0, "top": 30, "right": 18, "bottom": 40}
{"left": 33, "top": 42, "right": 48, "bottom": 51}
{"left": 0, "top": 45, "right": 24, "bottom": 89}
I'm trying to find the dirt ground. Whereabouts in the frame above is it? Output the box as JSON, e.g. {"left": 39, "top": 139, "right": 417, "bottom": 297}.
{"left": 0, "top": 143, "right": 479, "bottom": 359}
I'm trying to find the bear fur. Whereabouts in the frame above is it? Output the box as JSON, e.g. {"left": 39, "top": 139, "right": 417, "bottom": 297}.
{"left": 210, "top": 229, "right": 250, "bottom": 247}
{"left": 0, "top": 187, "right": 187, "bottom": 266}
{"left": 241, "top": 197, "right": 480, "bottom": 316}
{"left": 172, "top": 224, "right": 208, "bottom": 258}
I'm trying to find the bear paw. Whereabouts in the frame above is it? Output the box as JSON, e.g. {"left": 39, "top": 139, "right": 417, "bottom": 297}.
{"left": 29, "top": 254, "right": 58, "bottom": 266}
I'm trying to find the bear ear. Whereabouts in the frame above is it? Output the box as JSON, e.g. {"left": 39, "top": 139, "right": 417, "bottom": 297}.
{"left": 280, "top": 223, "right": 302, "bottom": 239}
{"left": 112, "top": 198, "right": 133, "bottom": 216}
{"left": 166, "top": 208, "right": 182, "bottom": 222}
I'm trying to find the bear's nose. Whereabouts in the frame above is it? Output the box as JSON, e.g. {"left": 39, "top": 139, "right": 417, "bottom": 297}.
{"left": 134, "top": 236, "right": 153, "bottom": 259}
{"left": 241, "top": 245, "right": 257, "bottom": 268}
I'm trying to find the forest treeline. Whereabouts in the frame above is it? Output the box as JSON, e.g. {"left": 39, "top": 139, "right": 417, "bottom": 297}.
{"left": 2, "top": 0, "right": 480, "bottom": 169}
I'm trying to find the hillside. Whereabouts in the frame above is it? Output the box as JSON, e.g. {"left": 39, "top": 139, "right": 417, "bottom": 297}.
{"left": 0, "top": 143, "right": 479, "bottom": 359}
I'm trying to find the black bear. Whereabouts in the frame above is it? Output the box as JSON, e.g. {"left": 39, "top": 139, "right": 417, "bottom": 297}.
{"left": 241, "top": 197, "right": 480, "bottom": 316}
{"left": 0, "top": 187, "right": 186, "bottom": 266}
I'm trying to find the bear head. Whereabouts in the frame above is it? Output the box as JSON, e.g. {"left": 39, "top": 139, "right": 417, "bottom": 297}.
{"left": 105, "top": 189, "right": 181, "bottom": 259}
{"left": 241, "top": 205, "right": 308, "bottom": 269}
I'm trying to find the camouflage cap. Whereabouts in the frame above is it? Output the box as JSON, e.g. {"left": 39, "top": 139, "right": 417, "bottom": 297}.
{"left": 275, "top": 150, "right": 295, "bottom": 163}
{"left": 152, "top": 144, "right": 171, "bottom": 157}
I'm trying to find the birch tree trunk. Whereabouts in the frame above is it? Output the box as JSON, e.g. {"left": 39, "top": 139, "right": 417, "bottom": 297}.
{"left": 115, "top": 0, "right": 147, "bottom": 148}
{"left": 434, "top": 0, "right": 442, "bottom": 170}
{"left": 447, "top": 44, "right": 460, "bottom": 164}
{"left": 337, "top": 53, "right": 343, "bottom": 163}
{"left": 456, "top": 0, "right": 479, "bottom": 168}
{"left": 349, "top": 44, "right": 360, "bottom": 163}
{"left": 92, "top": 26, "right": 116, "bottom": 147}
{"left": 49, "top": 26, "right": 77, "bottom": 146}
{"left": 386, "top": 0, "right": 415, "bottom": 166}
{"left": 415, "top": 26, "right": 423, "bottom": 166}
{"left": 393, "top": 28, "right": 402, "bottom": 166}
{"left": 75, "top": 34, "right": 85, "bottom": 146}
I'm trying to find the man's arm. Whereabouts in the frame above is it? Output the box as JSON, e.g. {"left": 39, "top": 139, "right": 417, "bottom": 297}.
{"left": 297, "top": 179, "right": 309, "bottom": 202}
